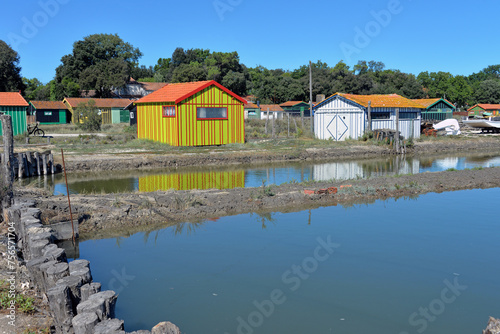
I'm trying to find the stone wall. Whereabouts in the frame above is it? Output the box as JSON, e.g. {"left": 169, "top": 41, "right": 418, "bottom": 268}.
{"left": 7, "top": 198, "right": 181, "bottom": 334}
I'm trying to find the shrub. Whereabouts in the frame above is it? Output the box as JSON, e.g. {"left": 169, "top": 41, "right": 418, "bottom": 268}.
{"left": 76, "top": 100, "right": 102, "bottom": 132}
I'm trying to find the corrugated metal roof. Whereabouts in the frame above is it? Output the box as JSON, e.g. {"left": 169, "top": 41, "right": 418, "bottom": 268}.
{"left": 64, "top": 98, "right": 132, "bottom": 108}
{"left": 30, "top": 100, "right": 68, "bottom": 110}
{"left": 135, "top": 80, "right": 246, "bottom": 104}
{"left": 319, "top": 93, "right": 424, "bottom": 109}
{"left": 0, "top": 92, "right": 29, "bottom": 106}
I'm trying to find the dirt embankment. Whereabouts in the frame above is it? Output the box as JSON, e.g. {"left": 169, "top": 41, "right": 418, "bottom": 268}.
{"left": 28, "top": 165, "right": 500, "bottom": 240}
{"left": 57, "top": 137, "right": 500, "bottom": 172}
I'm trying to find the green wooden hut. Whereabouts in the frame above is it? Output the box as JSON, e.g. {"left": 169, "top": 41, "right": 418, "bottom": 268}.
{"left": 245, "top": 102, "right": 261, "bottom": 119}
{"left": 280, "top": 101, "right": 312, "bottom": 117}
{"left": 467, "top": 104, "right": 500, "bottom": 117}
{"left": 412, "top": 98, "right": 455, "bottom": 121}
{"left": 28, "top": 101, "right": 70, "bottom": 124}
{"left": 0, "top": 92, "right": 29, "bottom": 136}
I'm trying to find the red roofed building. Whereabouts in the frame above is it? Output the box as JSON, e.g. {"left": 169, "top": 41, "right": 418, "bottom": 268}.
{"left": 0, "top": 92, "right": 29, "bottom": 136}
{"left": 314, "top": 93, "right": 423, "bottom": 141}
{"left": 467, "top": 104, "right": 500, "bottom": 117}
{"left": 28, "top": 101, "right": 70, "bottom": 124}
{"left": 135, "top": 80, "right": 245, "bottom": 146}
{"left": 63, "top": 98, "right": 132, "bottom": 124}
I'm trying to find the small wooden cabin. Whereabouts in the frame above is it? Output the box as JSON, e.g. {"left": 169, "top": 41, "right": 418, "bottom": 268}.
{"left": 63, "top": 98, "right": 132, "bottom": 124}
{"left": 412, "top": 98, "right": 455, "bottom": 121}
{"left": 314, "top": 93, "right": 423, "bottom": 141}
{"left": 0, "top": 92, "right": 28, "bottom": 136}
{"left": 135, "top": 80, "right": 245, "bottom": 146}
{"left": 280, "top": 101, "right": 312, "bottom": 117}
{"left": 467, "top": 104, "right": 500, "bottom": 117}
{"left": 28, "top": 101, "right": 70, "bottom": 124}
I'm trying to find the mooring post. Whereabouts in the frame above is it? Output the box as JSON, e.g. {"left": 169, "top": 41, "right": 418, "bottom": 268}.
{"left": 27, "top": 152, "right": 34, "bottom": 177}
{"left": 34, "top": 151, "right": 41, "bottom": 176}
{"left": 18, "top": 153, "right": 24, "bottom": 179}
{"left": 42, "top": 154, "right": 48, "bottom": 175}
{"left": 49, "top": 153, "right": 54, "bottom": 174}
{"left": 0, "top": 114, "right": 14, "bottom": 210}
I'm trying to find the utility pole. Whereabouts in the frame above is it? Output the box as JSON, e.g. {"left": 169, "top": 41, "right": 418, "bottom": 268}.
{"left": 395, "top": 108, "right": 400, "bottom": 153}
{"left": 367, "top": 101, "right": 372, "bottom": 132}
{"left": 309, "top": 61, "right": 314, "bottom": 136}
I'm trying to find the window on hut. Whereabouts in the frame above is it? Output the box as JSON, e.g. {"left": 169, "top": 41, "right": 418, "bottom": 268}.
{"left": 197, "top": 107, "right": 227, "bottom": 119}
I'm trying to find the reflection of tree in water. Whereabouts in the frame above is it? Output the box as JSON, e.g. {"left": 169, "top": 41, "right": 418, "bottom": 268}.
{"left": 172, "top": 221, "right": 206, "bottom": 236}
{"left": 253, "top": 212, "right": 276, "bottom": 229}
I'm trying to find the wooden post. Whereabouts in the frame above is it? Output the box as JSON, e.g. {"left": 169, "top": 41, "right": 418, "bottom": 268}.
{"left": 395, "top": 108, "right": 400, "bottom": 154}
{"left": 49, "top": 153, "right": 54, "bottom": 174}
{"left": 27, "top": 152, "right": 34, "bottom": 177}
{"left": 309, "top": 60, "right": 314, "bottom": 136}
{"left": 293, "top": 117, "right": 298, "bottom": 136}
{"left": 287, "top": 113, "right": 290, "bottom": 138}
{"left": 272, "top": 112, "right": 276, "bottom": 138}
{"left": 34, "top": 151, "right": 41, "bottom": 176}
{"left": 0, "top": 114, "right": 14, "bottom": 210}
{"left": 367, "top": 101, "right": 372, "bottom": 132}
{"left": 18, "top": 153, "right": 25, "bottom": 179}
{"left": 42, "top": 154, "right": 48, "bottom": 175}
{"left": 265, "top": 108, "right": 269, "bottom": 134}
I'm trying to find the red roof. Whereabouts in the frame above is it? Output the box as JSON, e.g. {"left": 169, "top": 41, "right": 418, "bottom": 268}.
{"left": 64, "top": 98, "right": 132, "bottom": 108}
{"left": 135, "top": 80, "right": 246, "bottom": 104}
{"left": 0, "top": 92, "right": 28, "bottom": 107}
{"left": 467, "top": 104, "right": 500, "bottom": 111}
{"left": 259, "top": 104, "right": 284, "bottom": 112}
{"left": 30, "top": 100, "right": 68, "bottom": 110}
{"left": 245, "top": 102, "right": 259, "bottom": 109}
{"left": 280, "top": 101, "right": 307, "bottom": 107}
{"left": 330, "top": 93, "right": 423, "bottom": 109}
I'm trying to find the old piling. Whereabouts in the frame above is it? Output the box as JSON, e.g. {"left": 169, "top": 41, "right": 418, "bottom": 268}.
{"left": 6, "top": 200, "right": 182, "bottom": 334}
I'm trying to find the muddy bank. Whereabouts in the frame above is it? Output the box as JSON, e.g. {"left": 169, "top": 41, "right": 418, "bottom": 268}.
{"left": 27, "top": 165, "right": 500, "bottom": 239}
{"left": 58, "top": 137, "right": 500, "bottom": 172}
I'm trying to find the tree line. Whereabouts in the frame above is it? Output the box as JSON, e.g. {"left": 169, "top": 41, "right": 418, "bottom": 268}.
{"left": 2, "top": 34, "right": 500, "bottom": 110}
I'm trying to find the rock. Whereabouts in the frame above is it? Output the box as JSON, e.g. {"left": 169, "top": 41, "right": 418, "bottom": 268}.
{"left": 151, "top": 321, "right": 181, "bottom": 334}
{"left": 72, "top": 312, "right": 99, "bottom": 334}
{"left": 484, "top": 317, "right": 500, "bottom": 334}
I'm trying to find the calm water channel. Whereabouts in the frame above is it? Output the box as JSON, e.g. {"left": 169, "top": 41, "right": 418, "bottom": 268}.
{"left": 76, "top": 188, "right": 500, "bottom": 333}
{"left": 22, "top": 152, "right": 500, "bottom": 195}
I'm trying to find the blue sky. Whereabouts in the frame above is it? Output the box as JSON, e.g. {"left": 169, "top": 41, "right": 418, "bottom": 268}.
{"left": 1, "top": 0, "right": 499, "bottom": 84}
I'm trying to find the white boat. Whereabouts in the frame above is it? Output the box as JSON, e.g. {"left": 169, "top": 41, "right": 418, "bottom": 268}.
{"left": 433, "top": 119, "right": 461, "bottom": 135}
{"left": 462, "top": 119, "right": 500, "bottom": 130}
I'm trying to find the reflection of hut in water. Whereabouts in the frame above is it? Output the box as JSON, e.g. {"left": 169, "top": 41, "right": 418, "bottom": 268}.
{"left": 138, "top": 170, "right": 245, "bottom": 192}
{"left": 312, "top": 158, "right": 421, "bottom": 181}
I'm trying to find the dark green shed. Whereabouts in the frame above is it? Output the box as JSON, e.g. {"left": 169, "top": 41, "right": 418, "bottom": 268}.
{"left": 0, "top": 92, "right": 28, "bottom": 136}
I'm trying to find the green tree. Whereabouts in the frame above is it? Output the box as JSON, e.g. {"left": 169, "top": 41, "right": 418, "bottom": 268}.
{"left": 50, "top": 78, "right": 80, "bottom": 101}
{"left": 171, "top": 62, "right": 208, "bottom": 83}
{"left": 54, "top": 34, "right": 142, "bottom": 97}
{"left": 0, "top": 40, "right": 25, "bottom": 92}
{"left": 23, "top": 78, "right": 51, "bottom": 101}
{"left": 79, "top": 58, "right": 129, "bottom": 97}
{"left": 475, "top": 79, "right": 500, "bottom": 104}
